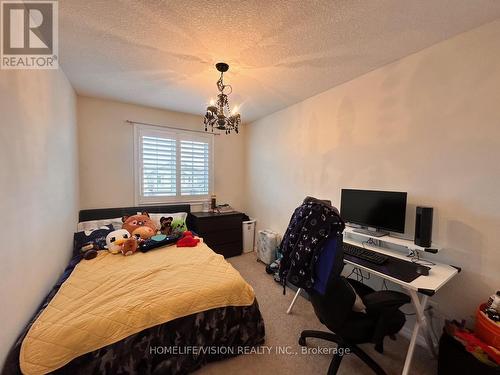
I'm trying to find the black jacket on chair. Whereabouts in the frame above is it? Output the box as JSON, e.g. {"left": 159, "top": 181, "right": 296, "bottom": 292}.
{"left": 278, "top": 197, "right": 344, "bottom": 292}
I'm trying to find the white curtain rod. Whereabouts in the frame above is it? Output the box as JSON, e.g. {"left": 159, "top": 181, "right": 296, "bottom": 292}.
{"left": 125, "top": 120, "right": 220, "bottom": 136}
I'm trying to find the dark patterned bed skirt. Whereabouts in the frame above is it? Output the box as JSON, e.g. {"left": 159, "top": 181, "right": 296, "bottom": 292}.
{"left": 2, "top": 300, "right": 265, "bottom": 375}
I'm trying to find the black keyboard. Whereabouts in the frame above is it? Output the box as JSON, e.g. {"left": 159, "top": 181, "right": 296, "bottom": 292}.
{"left": 343, "top": 243, "right": 388, "bottom": 265}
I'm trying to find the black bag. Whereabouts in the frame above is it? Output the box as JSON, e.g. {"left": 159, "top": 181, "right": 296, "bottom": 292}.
{"left": 438, "top": 330, "right": 500, "bottom": 375}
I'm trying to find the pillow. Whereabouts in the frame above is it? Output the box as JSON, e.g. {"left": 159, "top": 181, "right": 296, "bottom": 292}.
{"left": 73, "top": 224, "right": 114, "bottom": 257}
{"left": 137, "top": 212, "right": 188, "bottom": 229}
{"left": 77, "top": 217, "right": 124, "bottom": 231}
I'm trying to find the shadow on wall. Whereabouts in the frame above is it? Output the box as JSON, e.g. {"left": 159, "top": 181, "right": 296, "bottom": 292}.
{"left": 246, "top": 21, "right": 500, "bottom": 323}
{"left": 404, "top": 203, "right": 417, "bottom": 237}
{"left": 435, "top": 220, "right": 486, "bottom": 319}
{"left": 404, "top": 204, "right": 439, "bottom": 243}
{"left": 400, "top": 37, "right": 500, "bottom": 320}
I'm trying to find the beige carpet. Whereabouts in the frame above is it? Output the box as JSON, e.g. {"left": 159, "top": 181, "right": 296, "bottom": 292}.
{"left": 196, "top": 252, "right": 437, "bottom": 375}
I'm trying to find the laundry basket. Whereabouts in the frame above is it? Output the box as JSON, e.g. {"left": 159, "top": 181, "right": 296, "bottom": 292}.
{"left": 257, "top": 230, "right": 279, "bottom": 264}
{"left": 476, "top": 304, "right": 500, "bottom": 349}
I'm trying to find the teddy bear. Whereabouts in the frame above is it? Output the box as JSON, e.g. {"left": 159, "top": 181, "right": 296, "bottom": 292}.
{"left": 160, "top": 216, "right": 174, "bottom": 235}
{"left": 121, "top": 236, "right": 138, "bottom": 256}
{"left": 122, "top": 212, "right": 157, "bottom": 241}
{"left": 170, "top": 217, "right": 188, "bottom": 235}
{"left": 106, "top": 229, "right": 138, "bottom": 256}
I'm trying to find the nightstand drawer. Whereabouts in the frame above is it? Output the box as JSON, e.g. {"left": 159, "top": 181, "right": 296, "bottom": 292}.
{"left": 195, "top": 215, "right": 243, "bottom": 232}
{"left": 202, "top": 228, "right": 241, "bottom": 246}
{"left": 188, "top": 211, "right": 245, "bottom": 258}
{"left": 210, "top": 241, "right": 242, "bottom": 258}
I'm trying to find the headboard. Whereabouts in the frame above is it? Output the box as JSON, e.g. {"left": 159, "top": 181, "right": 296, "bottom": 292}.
{"left": 78, "top": 204, "right": 191, "bottom": 222}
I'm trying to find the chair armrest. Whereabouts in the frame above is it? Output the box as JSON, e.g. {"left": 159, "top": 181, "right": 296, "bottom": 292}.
{"left": 363, "top": 291, "right": 410, "bottom": 313}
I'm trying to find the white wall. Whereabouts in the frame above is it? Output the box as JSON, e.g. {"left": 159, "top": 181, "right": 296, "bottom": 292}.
{"left": 77, "top": 96, "right": 246, "bottom": 211}
{"left": 245, "top": 20, "right": 500, "bottom": 320}
{"left": 0, "top": 69, "right": 78, "bottom": 366}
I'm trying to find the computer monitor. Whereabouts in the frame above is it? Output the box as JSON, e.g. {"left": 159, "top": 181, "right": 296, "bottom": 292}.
{"left": 340, "top": 189, "right": 407, "bottom": 236}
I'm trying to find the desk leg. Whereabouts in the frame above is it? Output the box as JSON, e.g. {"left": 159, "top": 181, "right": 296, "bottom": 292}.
{"left": 411, "top": 292, "right": 438, "bottom": 358}
{"left": 286, "top": 288, "right": 302, "bottom": 314}
{"left": 402, "top": 290, "right": 437, "bottom": 375}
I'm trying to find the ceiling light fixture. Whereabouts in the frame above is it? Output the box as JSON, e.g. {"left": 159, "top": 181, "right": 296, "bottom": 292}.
{"left": 204, "top": 62, "right": 240, "bottom": 134}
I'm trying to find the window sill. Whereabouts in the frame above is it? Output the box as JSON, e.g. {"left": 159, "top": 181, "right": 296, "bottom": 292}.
{"left": 137, "top": 199, "right": 210, "bottom": 207}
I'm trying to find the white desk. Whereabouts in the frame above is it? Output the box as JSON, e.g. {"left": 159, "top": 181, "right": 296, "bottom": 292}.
{"left": 286, "top": 229, "right": 460, "bottom": 375}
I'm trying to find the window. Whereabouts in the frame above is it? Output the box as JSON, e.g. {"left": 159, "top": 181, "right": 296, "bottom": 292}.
{"left": 134, "top": 124, "right": 213, "bottom": 204}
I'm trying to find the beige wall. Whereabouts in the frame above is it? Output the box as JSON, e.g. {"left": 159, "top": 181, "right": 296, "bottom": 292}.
{"left": 77, "top": 96, "right": 246, "bottom": 211}
{"left": 0, "top": 70, "right": 78, "bottom": 366}
{"left": 245, "top": 20, "right": 500, "bottom": 320}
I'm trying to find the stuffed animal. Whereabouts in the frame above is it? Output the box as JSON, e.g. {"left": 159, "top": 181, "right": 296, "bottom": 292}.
{"left": 160, "top": 216, "right": 173, "bottom": 235}
{"left": 122, "top": 212, "right": 157, "bottom": 241}
{"left": 79, "top": 242, "right": 98, "bottom": 260}
{"left": 131, "top": 226, "right": 156, "bottom": 240}
{"left": 121, "top": 236, "right": 138, "bottom": 256}
{"left": 176, "top": 230, "right": 200, "bottom": 247}
{"left": 171, "top": 218, "right": 188, "bottom": 236}
{"left": 74, "top": 225, "right": 113, "bottom": 260}
{"left": 106, "top": 229, "right": 138, "bottom": 256}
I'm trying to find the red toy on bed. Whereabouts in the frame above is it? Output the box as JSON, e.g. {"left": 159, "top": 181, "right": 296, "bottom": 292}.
{"left": 176, "top": 231, "right": 200, "bottom": 247}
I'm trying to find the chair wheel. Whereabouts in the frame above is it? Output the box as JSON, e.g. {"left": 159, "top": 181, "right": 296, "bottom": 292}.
{"left": 298, "top": 336, "right": 306, "bottom": 346}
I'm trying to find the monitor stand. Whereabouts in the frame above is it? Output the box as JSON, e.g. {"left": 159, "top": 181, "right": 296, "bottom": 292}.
{"left": 352, "top": 228, "right": 389, "bottom": 237}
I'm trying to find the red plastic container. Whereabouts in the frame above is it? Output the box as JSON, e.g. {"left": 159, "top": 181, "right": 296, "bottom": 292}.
{"left": 476, "top": 304, "right": 500, "bottom": 349}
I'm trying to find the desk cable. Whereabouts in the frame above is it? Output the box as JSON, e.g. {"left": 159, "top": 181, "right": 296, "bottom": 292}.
{"left": 345, "top": 239, "right": 378, "bottom": 284}
{"left": 346, "top": 267, "right": 371, "bottom": 284}
{"left": 407, "top": 249, "right": 436, "bottom": 267}
{"left": 381, "top": 279, "right": 389, "bottom": 290}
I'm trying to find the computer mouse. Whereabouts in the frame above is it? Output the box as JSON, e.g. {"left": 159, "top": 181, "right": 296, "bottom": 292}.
{"left": 415, "top": 265, "right": 430, "bottom": 276}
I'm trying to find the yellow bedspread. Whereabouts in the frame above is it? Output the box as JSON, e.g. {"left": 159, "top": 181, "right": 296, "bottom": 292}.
{"left": 20, "top": 242, "right": 255, "bottom": 375}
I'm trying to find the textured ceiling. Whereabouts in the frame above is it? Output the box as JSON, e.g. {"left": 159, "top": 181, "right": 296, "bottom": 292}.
{"left": 59, "top": 0, "right": 500, "bottom": 123}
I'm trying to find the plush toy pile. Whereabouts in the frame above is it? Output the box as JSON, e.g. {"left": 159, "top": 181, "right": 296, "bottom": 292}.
{"left": 78, "top": 212, "right": 200, "bottom": 258}
{"left": 102, "top": 212, "right": 158, "bottom": 256}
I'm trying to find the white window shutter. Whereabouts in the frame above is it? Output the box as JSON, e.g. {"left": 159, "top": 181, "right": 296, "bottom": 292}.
{"left": 180, "top": 139, "right": 210, "bottom": 196}
{"left": 141, "top": 135, "right": 177, "bottom": 197}
{"left": 134, "top": 124, "right": 213, "bottom": 204}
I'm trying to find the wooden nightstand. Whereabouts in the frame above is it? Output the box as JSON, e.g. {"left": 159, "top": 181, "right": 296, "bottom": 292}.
{"left": 187, "top": 211, "right": 245, "bottom": 258}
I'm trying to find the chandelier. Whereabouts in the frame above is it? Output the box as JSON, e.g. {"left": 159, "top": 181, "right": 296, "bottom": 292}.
{"left": 204, "top": 62, "right": 241, "bottom": 134}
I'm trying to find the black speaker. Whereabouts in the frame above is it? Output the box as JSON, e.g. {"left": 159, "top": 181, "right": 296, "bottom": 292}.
{"left": 414, "top": 207, "right": 433, "bottom": 247}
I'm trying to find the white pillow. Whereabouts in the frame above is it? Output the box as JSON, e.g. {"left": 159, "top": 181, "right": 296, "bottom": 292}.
{"left": 77, "top": 217, "right": 124, "bottom": 231}
{"left": 136, "top": 212, "right": 188, "bottom": 228}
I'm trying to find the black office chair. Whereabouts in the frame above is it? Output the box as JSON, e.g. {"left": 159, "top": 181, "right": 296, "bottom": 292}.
{"left": 299, "top": 234, "right": 411, "bottom": 375}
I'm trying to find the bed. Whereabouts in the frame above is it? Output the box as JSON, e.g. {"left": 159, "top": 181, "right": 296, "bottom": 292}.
{"left": 2, "top": 205, "right": 265, "bottom": 375}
